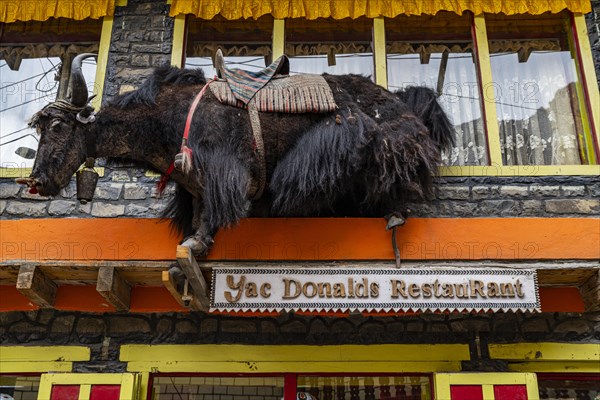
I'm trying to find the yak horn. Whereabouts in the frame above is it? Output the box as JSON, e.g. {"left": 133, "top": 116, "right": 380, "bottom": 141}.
{"left": 68, "top": 53, "right": 97, "bottom": 108}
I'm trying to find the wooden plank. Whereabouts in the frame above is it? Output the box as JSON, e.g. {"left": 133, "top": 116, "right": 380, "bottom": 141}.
{"left": 16, "top": 265, "right": 57, "bottom": 308}
{"left": 176, "top": 245, "right": 209, "bottom": 310}
{"left": 580, "top": 270, "right": 600, "bottom": 311}
{"left": 162, "top": 270, "right": 186, "bottom": 308}
{"left": 96, "top": 267, "right": 131, "bottom": 311}
{"left": 161, "top": 269, "right": 203, "bottom": 310}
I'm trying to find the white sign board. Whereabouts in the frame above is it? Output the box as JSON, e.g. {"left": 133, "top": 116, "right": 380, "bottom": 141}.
{"left": 211, "top": 267, "right": 540, "bottom": 313}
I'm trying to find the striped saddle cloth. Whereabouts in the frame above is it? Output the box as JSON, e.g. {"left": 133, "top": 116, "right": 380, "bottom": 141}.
{"left": 211, "top": 49, "right": 337, "bottom": 113}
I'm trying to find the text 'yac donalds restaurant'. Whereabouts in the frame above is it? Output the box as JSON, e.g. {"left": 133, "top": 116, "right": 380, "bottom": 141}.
{"left": 0, "top": 0, "right": 599, "bottom": 399}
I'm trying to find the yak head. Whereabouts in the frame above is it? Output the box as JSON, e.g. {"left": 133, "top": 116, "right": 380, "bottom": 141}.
{"left": 17, "top": 53, "right": 97, "bottom": 197}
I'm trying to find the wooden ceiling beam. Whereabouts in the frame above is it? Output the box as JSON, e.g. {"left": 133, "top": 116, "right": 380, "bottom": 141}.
{"left": 96, "top": 267, "right": 131, "bottom": 312}
{"left": 16, "top": 264, "right": 57, "bottom": 308}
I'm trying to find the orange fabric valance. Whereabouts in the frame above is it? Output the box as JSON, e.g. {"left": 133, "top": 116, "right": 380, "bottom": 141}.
{"left": 0, "top": 0, "right": 115, "bottom": 23}
{"left": 170, "top": 0, "right": 592, "bottom": 20}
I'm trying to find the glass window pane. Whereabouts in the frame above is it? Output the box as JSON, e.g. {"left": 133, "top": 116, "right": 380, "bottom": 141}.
{"left": 537, "top": 374, "right": 600, "bottom": 399}
{"left": 0, "top": 59, "right": 97, "bottom": 170}
{"left": 0, "top": 375, "right": 41, "bottom": 399}
{"left": 385, "top": 12, "right": 487, "bottom": 166}
{"left": 486, "top": 12, "right": 591, "bottom": 166}
{"left": 297, "top": 375, "right": 432, "bottom": 400}
{"left": 185, "top": 16, "right": 273, "bottom": 75}
{"left": 151, "top": 376, "right": 285, "bottom": 400}
{"left": 286, "top": 18, "right": 374, "bottom": 77}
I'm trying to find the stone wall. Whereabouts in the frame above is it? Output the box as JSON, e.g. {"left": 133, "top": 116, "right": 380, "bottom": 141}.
{"left": 1, "top": 175, "right": 598, "bottom": 219}
{"left": 1, "top": 310, "right": 598, "bottom": 372}
{"left": 103, "top": 0, "right": 174, "bottom": 103}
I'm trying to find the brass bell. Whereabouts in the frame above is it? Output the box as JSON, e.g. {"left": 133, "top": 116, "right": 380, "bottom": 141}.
{"left": 76, "top": 157, "right": 99, "bottom": 204}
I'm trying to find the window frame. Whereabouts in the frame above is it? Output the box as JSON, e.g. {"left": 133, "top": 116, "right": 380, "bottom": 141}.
{"left": 173, "top": 12, "right": 600, "bottom": 176}
{"left": 37, "top": 373, "right": 138, "bottom": 400}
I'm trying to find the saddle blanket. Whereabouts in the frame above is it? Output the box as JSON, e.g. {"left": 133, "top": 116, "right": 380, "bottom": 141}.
{"left": 209, "top": 74, "right": 338, "bottom": 113}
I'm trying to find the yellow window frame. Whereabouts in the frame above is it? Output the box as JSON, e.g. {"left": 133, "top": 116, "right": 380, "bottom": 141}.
{"left": 441, "top": 13, "right": 600, "bottom": 176}
{"left": 169, "top": 11, "right": 600, "bottom": 176}
{"left": 0, "top": 346, "right": 90, "bottom": 373}
{"left": 37, "top": 373, "right": 139, "bottom": 400}
{"left": 434, "top": 372, "right": 539, "bottom": 400}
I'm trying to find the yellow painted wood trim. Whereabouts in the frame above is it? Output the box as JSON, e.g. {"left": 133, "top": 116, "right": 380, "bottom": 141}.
{"left": 0, "top": 346, "right": 90, "bottom": 361}
{"left": 567, "top": 16, "right": 596, "bottom": 165}
{"left": 272, "top": 19, "right": 285, "bottom": 61}
{"left": 1, "top": 167, "right": 106, "bottom": 179}
{"left": 438, "top": 164, "right": 600, "bottom": 176}
{"left": 473, "top": 15, "right": 502, "bottom": 166}
{"left": 171, "top": 14, "right": 186, "bottom": 67}
{"left": 137, "top": 372, "right": 150, "bottom": 400}
{"left": 373, "top": 17, "right": 387, "bottom": 89}
{"left": 79, "top": 384, "right": 91, "bottom": 400}
{"left": 573, "top": 14, "right": 600, "bottom": 160}
{"left": 489, "top": 343, "right": 600, "bottom": 361}
{"left": 506, "top": 361, "right": 600, "bottom": 373}
{"left": 126, "top": 361, "right": 463, "bottom": 373}
{"left": 116, "top": 0, "right": 128, "bottom": 6}
{"left": 121, "top": 344, "right": 470, "bottom": 363}
{"left": 91, "top": 16, "right": 114, "bottom": 111}
{"left": 0, "top": 361, "right": 74, "bottom": 373}
{"left": 434, "top": 373, "right": 539, "bottom": 400}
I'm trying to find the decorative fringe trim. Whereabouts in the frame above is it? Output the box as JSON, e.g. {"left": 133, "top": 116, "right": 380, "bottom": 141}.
{"left": 210, "top": 75, "right": 337, "bottom": 113}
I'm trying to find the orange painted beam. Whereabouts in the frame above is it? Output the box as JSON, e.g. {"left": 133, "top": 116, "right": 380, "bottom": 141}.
{"left": 1, "top": 218, "right": 598, "bottom": 261}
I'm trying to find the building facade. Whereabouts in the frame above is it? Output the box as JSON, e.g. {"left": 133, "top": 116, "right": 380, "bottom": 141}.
{"left": 1, "top": 0, "right": 599, "bottom": 399}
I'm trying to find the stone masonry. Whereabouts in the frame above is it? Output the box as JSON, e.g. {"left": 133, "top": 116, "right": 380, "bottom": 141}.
{"left": 1, "top": 174, "right": 598, "bottom": 219}
{"left": 0, "top": 310, "right": 598, "bottom": 372}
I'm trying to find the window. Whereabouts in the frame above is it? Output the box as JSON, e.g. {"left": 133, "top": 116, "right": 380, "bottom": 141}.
{"left": 0, "top": 374, "right": 40, "bottom": 399}
{"left": 184, "top": 15, "right": 274, "bottom": 74}
{"left": 385, "top": 12, "right": 486, "bottom": 166}
{"left": 286, "top": 17, "right": 374, "bottom": 77}
{"left": 176, "top": 10, "right": 598, "bottom": 174}
{"left": 150, "top": 374, "right": 433, "bottom": 400}
{"left": 0, "top": 18, "right": 100, "bottom": 170}
{"left": 151, "top": 376, "right": 285, "bottom": 399}
{"left": 297, "top": 375, "right": 432, "bottom": 399}
{"left": 486, "top": 12, "right": 594, "bottom": 166}
{"left": 537, "top": 373, "right": 600, "bottom": 400}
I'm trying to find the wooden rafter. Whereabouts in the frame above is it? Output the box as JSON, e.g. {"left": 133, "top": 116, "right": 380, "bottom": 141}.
{"left": 16, "top": 264, "right": 57, "bottom": 308}
{"left": 96, "top": 267, "right": 131, "bottom": 311}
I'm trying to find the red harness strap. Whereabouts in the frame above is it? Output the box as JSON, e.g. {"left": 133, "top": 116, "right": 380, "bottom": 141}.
{"left": 157, "top": 80, "right": 214, "bottom": 195}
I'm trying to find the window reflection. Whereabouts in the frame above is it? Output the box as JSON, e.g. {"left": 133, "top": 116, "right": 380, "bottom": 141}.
{"left": 185, "top": 16, "right": 274, "bottom": 75}
{"left": 297, "top": 375, "right": 432, "bottom": 400}
{"left": 286, "top": 18, "right": 374, "bottom": 77}
{"left": 385, "top": 13, "right": 487, "bottom": 166}
{"left": 486, "top": 12, "right": 591, "bottom": 166}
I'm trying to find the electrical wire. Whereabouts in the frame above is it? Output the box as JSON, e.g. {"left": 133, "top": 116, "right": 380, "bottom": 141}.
{"left": 0, "top": 132, "right": 38, "bottom": 147}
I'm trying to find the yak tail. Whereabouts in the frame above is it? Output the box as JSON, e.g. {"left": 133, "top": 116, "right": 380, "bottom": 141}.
{"left": 161, "top": 184, "right": 195, "bottom": 238}
{"left": 396, "top": 86, "right": 455, "bottom": 150}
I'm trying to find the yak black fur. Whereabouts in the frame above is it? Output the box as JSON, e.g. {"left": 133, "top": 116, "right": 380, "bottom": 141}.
{"left": 28, "top": 64, "right": 454, "bottom": 255}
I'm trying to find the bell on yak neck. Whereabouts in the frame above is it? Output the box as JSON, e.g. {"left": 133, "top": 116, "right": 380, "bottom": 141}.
{"left": 76, "top": 157, "right": 99, "bottom": 204}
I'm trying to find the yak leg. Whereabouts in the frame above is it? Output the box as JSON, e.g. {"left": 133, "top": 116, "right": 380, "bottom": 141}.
{"left": 182, "top": 148, "right": 252, "bottom": 256}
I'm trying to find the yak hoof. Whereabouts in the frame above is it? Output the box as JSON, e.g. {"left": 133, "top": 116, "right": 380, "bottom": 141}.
{"left": 181, "top": 236, "right": 213, "bottom": 256}
{"left": 386, "top": 214, "right": 406, "bottom": 230}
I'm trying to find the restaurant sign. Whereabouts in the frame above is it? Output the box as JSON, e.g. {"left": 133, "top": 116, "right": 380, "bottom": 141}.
{"left": 211, "top": 267, "right": 540, "bottom": 313}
